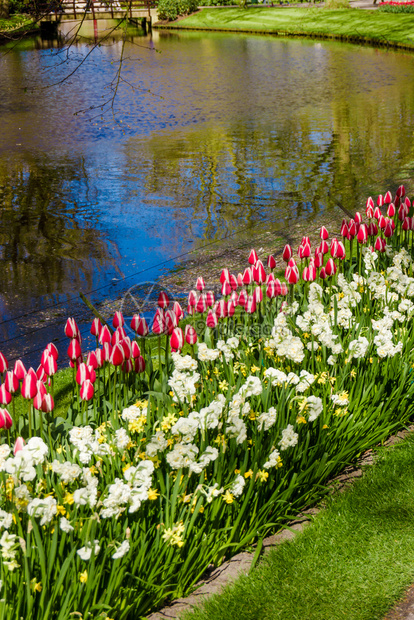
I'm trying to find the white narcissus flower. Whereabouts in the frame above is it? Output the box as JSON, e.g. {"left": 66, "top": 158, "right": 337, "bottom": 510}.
{"left": 112, "top": 540, "right": 130, "bottom": 560}
{"left": 77, "top": 540, "right": 101, "bottom": 561}
{"left": 27, "top": 497, "right": 57, "bottom": 526}
{"left": 60, "top": 517, "right": 74, "bottom": 533}
{"left": 279, "top": 425, "right": 298, "bottom": 451}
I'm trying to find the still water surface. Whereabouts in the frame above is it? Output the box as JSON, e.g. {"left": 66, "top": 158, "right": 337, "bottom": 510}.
{"left": 1, "top": 27, "right": 414, "bottom": 363}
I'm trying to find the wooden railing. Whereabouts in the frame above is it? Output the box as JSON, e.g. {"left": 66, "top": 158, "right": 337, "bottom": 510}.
{"left": 53, "top": 0, "right": 157, "bottom": 18}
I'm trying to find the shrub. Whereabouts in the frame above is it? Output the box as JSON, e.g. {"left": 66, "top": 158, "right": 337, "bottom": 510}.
{"left": 157, "top": 0, "right": 198, "bottom": 21}
{"left": 324, "top": 0, "right": 350, "bottom": 8}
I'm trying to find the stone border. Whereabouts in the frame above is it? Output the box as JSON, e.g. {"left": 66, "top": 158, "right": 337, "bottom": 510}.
{"left": 147, "top": 425, "right": 414, "bottom": 620}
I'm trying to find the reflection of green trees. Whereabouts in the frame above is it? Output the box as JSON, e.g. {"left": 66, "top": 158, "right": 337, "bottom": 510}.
{"left": 0, "top": 156, "right": 119, "bottom": 304}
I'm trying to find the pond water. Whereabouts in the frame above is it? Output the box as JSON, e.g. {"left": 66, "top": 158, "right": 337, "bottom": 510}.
{"left": 1, "top": 25, "right": 414, "bottom": 364}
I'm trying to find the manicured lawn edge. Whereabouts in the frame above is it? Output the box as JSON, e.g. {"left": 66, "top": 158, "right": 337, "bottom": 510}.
{"left": 180, "top": 431, "right": 414, "bottom": 620}
{"left": 154, "top": 8, "right": 414, "bottom": 52}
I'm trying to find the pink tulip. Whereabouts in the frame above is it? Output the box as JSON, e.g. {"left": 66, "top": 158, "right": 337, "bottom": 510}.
{"left": 403, "top": 217, "right": 412, "bottom": 231}
{"left": 319, "top": 240, "right": 329, "bottom": 255}
{"left": 46, "top": 343, "right": 58, "bottom": 360}
{"left": 152, "top": 310, "right": 166, "bottom": 335}
{"left": 112, "top": 311, "right": 124, "bottom": 328}
{"left": 336, "top": 242, "right": 346, "bottom": 260}
{"left": 95, "top": 349, "right": 104, "bottom": 368}
{"left": 206, "top": 310, "right": 218, "bottom": 328}
{"left": 314, "top": 252, "right": 324, "bottom": 268}
{"left": 221, "top": 281, "right": 232, "bottom": 297}
{"left": 33, "top": 391, "right": 43, "bottom": 411}
{"left": 165, "top": 310, "right": 178, "bottom": 335}
{"left": 102, "top": 343, "right": 112, "bottom": 363}
{"left": 357, "top": 224, "right": 368, "bottom": 244}
{"left": 319, "top": 267, "right": 327, "bottom": 280}
{"left": 387, "top": 203, "right": 396, "bottom": 217}
{"left": 376, "top": 195, "right": 384, "bottom": 207}
{"left": 396, "top": 185, "right": 405, "bottom": 198}
{"left": 267, "top": 255, "right": 276, "bottom": 270}
{"left": 340, "top": 221, "right": 349, "bottom": 239}
{"left": 158, "top": 292, "right": 170, "bottom": 309}
{"left": 196, "top": 276, "right": 205, "bottom": 291}
{"left": 65, "top": 318, "right": 79, "bottom": 339}
{"left": 330, "top": 238, "right": 338, "bottom": 258}
{"left": 354, "top": 212, "right": 362, "bottom": 224}
{"left": 242, "top": 268, "right": 253, "bottom": 285}
{"left": 80, "top": 380, "right": 94, "bottom": 401}
{"left": 0, "top": 408, "right": 12, "bottom": 430}
{"left": 384, "top": 222, "right": 394, "bottom": 238}
{"left": 375, "top": 237, "right": 386, "bottom": 252}
{"left": 76, "top": 363, "right": 90, "bottom": 386}
{"left": 14, "top": 437, "right": 25, "bottom": 454}
{"left": 173, "top": 301, "right": 184, "bottom": 321}
{"left": 320, "top": 226, "right": 329, "bottom": 240}
{"left": 285, "top": 264, "right": 299, "bottom": 285}
{"left": 131, "top": 341, "right": 141, "bottom": 359}
{"left": 90, "top": 317, "right": 102, "bottom": 337}
{"left": 229, "top": 274, "right": 238, "bottom": 291}
{"left": 367, "top": 222, "right": 378, "bottom": 236}
{"left": 282, "top": 244, "right": 292, "bottom": 262}
{"left": 348, "top": 220, "right": 357, "bottom": 238}
{"left": 253, "top": 286, "right": 263, "bottom": 303}
{"left": 384, "top": 190, "right": 392, "bottom": 204}
{"left": 112, "top": 327, "right": 127, "bottom": 345}
{"left": 5, "top": 371, "right": 18, "bottom": 394}
{"left": 42, "top": 353, "right": 57, "bottom": 377}
{"left": 185, "top": 325, "right": 197, "bottom": 345}
{"left": 220, "top": 268, "right": 230, "bottom": 284}
{"left": 248, "top": 249, "right": 258, "bottom": 265}
{"left": 298, "top": 243, "right": 311, "bottom": 259}
{"left": 325, "top": 258, "right": 337, "bottom": 277}
{"left": 227, "top": 301, "right": 236, "bottom": 317}
{"left": 205, "top": 291, "right": 215, "bottom": 307}
{"left": 280, "top": 282, "right": 288, "bottom": 296}
{"left": 245, "top": 295, "right": 257, "bottom": 314}
{"left": 252, "top": 261, "right": 266, "bottom": 284}
{"left": 120, "top": 338, "right": 132, "bottom": 360}
{"left": 398, "top": 204, "right": 409, "bottom": 222}
{"left": 196, "top": 294, "right": 207, "bottom": 314}
{"left": 237, "top": 273, "right": 243, "bottom": 286}
{"left": 238, "top": 289, "right": 248, "bottom": 307}
{"left": 136, "top": 317, "right": 149, "bottom": 337}
{"left": 87, "top": 365, "right": 96, "bottom": 383}
{"left": 67, "top": 339, "right": 82, "bottom": 361}
{"left": 188, "top": 290, "right": 198, "bottom": 307}
{"left": 266, "top": 273, "right": 275, "bottom": 284}
{"left": 0, "top": 385, "right": 11, "bottom": 406}
{"left": 0, "top": 353, "right": 8, "bottom": 374}
{"left": 87, "top": 351, "right": 98, "bottom": 369}
{"left": 110, "top": 344, "right": 125, "bottom": 366}
{"left": 266, "top": 281, "right": 277, "bottom": 298}
{"left": 14, "top": 360, "right": 27, "bottom": 381}
{"left": 99, "top": 325, "right": 112, "bottom": 345}
{"left": 122, "top": 359, "right": 133, "bottom": 373}
{"left": 134, "top": 356, "right": 146, "bottom": 373}
{"left": 405, "top": 197, "right": 411, "bottom": 209}
{"left": 21, "top": 368, "right": 37, "bottom": 399}
{"left": 215, "top": 300, "right": 227, "bottom": 319}
{"left": 41, "top": 393, "right": 55, "bottom": 413}
{"left": 170, "top": 327, "right": 184, "bottom": 352}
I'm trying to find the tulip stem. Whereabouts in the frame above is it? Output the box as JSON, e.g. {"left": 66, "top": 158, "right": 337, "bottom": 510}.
{"left": 27, "top": 400, "right": 32, "bottom": 438}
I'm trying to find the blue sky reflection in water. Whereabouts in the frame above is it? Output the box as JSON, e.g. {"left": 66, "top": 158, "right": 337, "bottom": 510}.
{"left": 1, "top": 27, "right": 414, "bottom": 363}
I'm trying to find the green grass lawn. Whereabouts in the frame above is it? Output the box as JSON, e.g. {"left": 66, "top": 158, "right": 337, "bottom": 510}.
{"left": 161, "top": 7, "right": 414, "bottom": 49}
{"left": 182, "top": 433, "right": 414, "bottom": 620}
{"left": 0, "top": 14, "right": 35, "bottom": 34}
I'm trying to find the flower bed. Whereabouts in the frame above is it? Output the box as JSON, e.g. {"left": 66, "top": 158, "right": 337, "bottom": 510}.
{"left": 1, "top": 186, "right": 414, "bottom": 619}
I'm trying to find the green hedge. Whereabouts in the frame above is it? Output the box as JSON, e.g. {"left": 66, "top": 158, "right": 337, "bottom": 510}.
{"left": 157, "top": 0, "right": 198, "bottom": 20}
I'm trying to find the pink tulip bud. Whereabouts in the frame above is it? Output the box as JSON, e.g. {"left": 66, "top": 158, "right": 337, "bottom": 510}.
{"left": 252, "top": 261, "right": 266, "bottom": 284}
{"left": 196, "top": 294, "right": 207, "bottom": 314}
{"left": 253, "top": 286, "right": 263, "bottom": 303}
{"left": 237, "top": 273, "right": 243, "bottom": 286}
{"left": 90, "top": 317, "right": 102, "bottom": 337}
{"left": 226, "top": 300, "right": 235, "bottom": 317}
{"left": 65, "top": 317, "right": 79, "bottom": 339}
{"left": 80, "top": 380, "right": 94, "bottom": 401}
{"left": 33, "top": 391, "right": 43, "bottom": 411}
{"left": 282, "top": 244, "right": 292, "bottom": 262}
{"left": 245, "top": 295, "right": 257, "bottom": 314}
{"left": 220, "top": 268, "right": 230, "bottom": 284}
{"left": 136, "top": 317, "right": 149, "bottom": 337}
{"left": 110, "top": 344, "right": 125, "bottom": 366}
{"left": 152, "top": 310, "right": 166, "bottom": 335}
{"left": 319, "top": 267, "right": 327, "bottom": 280}
{"left": 330, "top": 238, "right": 338, "bottom": 258}
{"left": 340, "top": 221, "right": 349, "bottom": 239}
{"left": 319, "top": 240, "right": 329, "bottom": 255}
{"left": 185, "top": 325, "right": 198, "bottom": 345}
{"left": 384, "top": 190, "right": 392, "bottom": 204}
{"left": 221, "top": 281, "right": 232, "bottom": 297}
{"left": 374, "top": 237, "right": 386, "bottom": 252}
{"left": 196, "top": 276, "right": 205, "bottom": 291}
{"left": 320, "top": 226, "right": 329, "bottom": 240}
{"left": 5, "top": 371, "right": 18, "bottom": 394}
{"left": 314, "top": 252, "right": 324, "bottom": 268}
{"left": 42, "top": 353, "right": 57, "bottom": 377}
{"left": 301, "top": 236, "right": 310, "bottom": 246}
{"left": 0, "top": 353, "right": 8, "bottom": 374}
{"left": 165, "top": 310, "right": 178, "bottom": 335}
{"left": 285, "top": 264, "right": 299, "bottom": 285}
{"left": 376, "top": 195, "right": 383, "bottom": 207}
{"left": 173, "top": 301, "right": 184, "bottom": 321}
{"left": 158, "top": 292, "right": 170, "bottom": 309}
{"left": 325, "top": 258, "right": 337, "bottom": 277}
{"left": 206, "top": 311, "right": 218, "bottom": 328}
{"left": 266, "top": 282, "right": 277, "bottom": 298}
{"left": 188, "top": 290, "right": 198, "bottom": 307}
{"left": 122, "top": 359, "right": 133, "bottom": 373}
{"left": 357, "top": 224, "right": 368, "bottom": 244}
{"left": 99, "top": 325, "right": 112, "bottom": 345}
{"left": 41, "top": 393, "right": 55, "bottom": 413}
{"left": 384, "top": 222, "right": 394, "bottom": 238}
{"left": 95, "top": 349, "right": 104, "bottom": 368}
{"left": 215, "top": 300, "right": 227, "bottom": 319}
{"left": 266, "top": 273, "right": 275, "bottom": 284}
{"left": 367, "top": 222, "right": 377, "bottom": 236}
{"left": 14, "top": 436, "right": 25, "bottom": 454}
{"left": 238, "top": 289, "right": 248, "bottom": 307}
{"left": 267, "top": 255, "right": 276, "bottom": 270}
{"left": 76, "top": 363, "right": 90, "bottom": 386}
{"left": 242, "top": 268, "right": 253, "bottom": 285}
{"left": 131, "top": 341, "right": 141, "bottom": 359}
{"left": 0, "top": 385, "right": 11, "bottom": 406}
{"left": 47, "top": 343, "right": 59, "bottom": 360}
{"left": 14, "top": 360, "right": 27, "bottom": 381}
{"left": 336, "top": 241, "right": 346, "bottom": 260}
{"left": 170, "top": 327, "right": 184, "bottom": 352}
{"left": 354, "top": 212, "right": 362, "bottom": 224}
{"left": 405, "top": 197, "right": 411, "bottom": 209}
{"left": 385, "top": 202, "right": 395, "bottom": 217}
{"left": 102, "top": 343, "right": 112, "bottom": 363}
{"left": 134, "top": 356, "right": 146, "bottom": 374}
{"left": 403, "top": 217, "right": 411, "bottom": 231}
{"left": 120, "top": 337, "right": 132, "bottom": 360}
{"left": 205, "top": 291, "right": 215, "bottom": 307}
{"left": 86, "top": 351, "right": 98, "bottom": 369}
{"left": 0, "top": 408, "right": 12, "bottom": 430}
{"left": 112, "top": 311, "right": 124, "bottom": 328}
{"left": 67, "top": 339, "right": 82, "bottom": 361}
{"left": 229, "top": 274, "right": 238, "bottom": 291}
{"left": 21, "top": 368, "right": 37, "bottom": 400}
{"left": 302, "top": 267, "right": 310, "bottom": 282}
{"left": 348, "top": 220, "right": 357, "bottom": 237}
{"left": 298, "top": 243, "right": 311, "bottom": 259}
{"left": 396, "top": 185, "right": 405, "bottom": 198}
{"left": 248, "top": 249, "right": 258, "bottom": 265}
{"left": 87, "top": 365, "right": 96, "bottom": 383}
